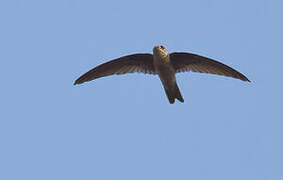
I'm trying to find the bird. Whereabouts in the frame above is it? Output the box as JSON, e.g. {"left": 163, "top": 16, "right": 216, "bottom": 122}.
{"left": 74, "top": 45, "right": 250, "bottom": 104}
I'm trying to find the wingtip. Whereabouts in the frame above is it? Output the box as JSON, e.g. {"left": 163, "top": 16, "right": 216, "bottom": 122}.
{"left": 73, "top": 80, "right": 80, "bottom": 85}
{"left": 73, "top": 77, "right": 85, "bottom": 85}
{"left": 243, "top": 76, "right": 251, "bottom": 83}
{"left": 238, "top": 73, "right": 251, "bottom": 83}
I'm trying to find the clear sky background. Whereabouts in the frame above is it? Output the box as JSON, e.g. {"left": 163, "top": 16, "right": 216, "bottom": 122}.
{"left": 0, "top": 0, "right": 282, "bottom": 179}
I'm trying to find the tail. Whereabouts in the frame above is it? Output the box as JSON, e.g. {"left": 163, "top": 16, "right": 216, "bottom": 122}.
{"left": 164, "top": 83, "right": 184, "bottom": 104}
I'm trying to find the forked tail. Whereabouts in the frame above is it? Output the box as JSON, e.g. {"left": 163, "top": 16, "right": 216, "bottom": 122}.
{"left": 164, "top": 83, "right": 184, "bottom": 104}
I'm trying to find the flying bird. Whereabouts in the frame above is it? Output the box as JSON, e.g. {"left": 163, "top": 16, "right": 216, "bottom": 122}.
{"left": 74, "top": 45, "right": 250, "bottom": 104}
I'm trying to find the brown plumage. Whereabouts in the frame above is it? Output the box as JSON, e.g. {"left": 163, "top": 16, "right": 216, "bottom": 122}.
{"left": 74, "top": 46, "right": 250, "bottom": 103}
{"left": 74, "top": 54, "right": 155, "bottom": 85}
{"left": 170, "top": 52, "right": 250, "bottom": 82}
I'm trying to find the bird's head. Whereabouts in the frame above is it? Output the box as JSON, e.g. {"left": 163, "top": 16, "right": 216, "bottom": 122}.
{"left": 153, "top": 45, "right": 169, "bottom": 58}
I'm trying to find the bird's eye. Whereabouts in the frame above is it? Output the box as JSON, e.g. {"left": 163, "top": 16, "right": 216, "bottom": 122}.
{"left": 160, "top": 46, "right": 165, "bottom": 49}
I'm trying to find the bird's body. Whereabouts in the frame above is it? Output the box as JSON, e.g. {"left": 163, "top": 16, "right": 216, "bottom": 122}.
{"left": 153, "top": 46, "right": 184, "bottom": 103}
{"left": 74, "top": 45, "right": 250, "bottom": 104}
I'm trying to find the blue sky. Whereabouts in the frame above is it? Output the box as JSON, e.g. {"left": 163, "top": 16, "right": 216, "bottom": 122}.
{"left": 0, "top": 0, "right": 282, "bottom": 179}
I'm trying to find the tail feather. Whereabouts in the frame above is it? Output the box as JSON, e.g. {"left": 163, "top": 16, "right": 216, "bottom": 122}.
{"left": 164, "top": 83, "right": 184, "bottom": 104}
{"left": 174, "top": 84, "right": 184, "bottom": 103}
{"left": 164, "top": 88, "right": 175, "bottom": 104}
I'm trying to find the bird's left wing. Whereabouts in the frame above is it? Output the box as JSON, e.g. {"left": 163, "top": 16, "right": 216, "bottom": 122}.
{"left": 170, "top": 52, "right": 250, "bottom": 82}
{"left": 74, "top": 53, "right": 155, "bottom": 85}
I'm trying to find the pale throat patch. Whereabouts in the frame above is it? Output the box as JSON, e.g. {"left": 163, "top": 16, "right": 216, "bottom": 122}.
{"left": 154, "top": 47, "right": 169, "bottom": 59}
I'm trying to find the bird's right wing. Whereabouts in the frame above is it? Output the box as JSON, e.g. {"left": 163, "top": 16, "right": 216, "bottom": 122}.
{"left": 170, "top": 52, "right": 250, "bottom": 82}
{"left": 74, "top": 53, "right": 156, "bottom": 85}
